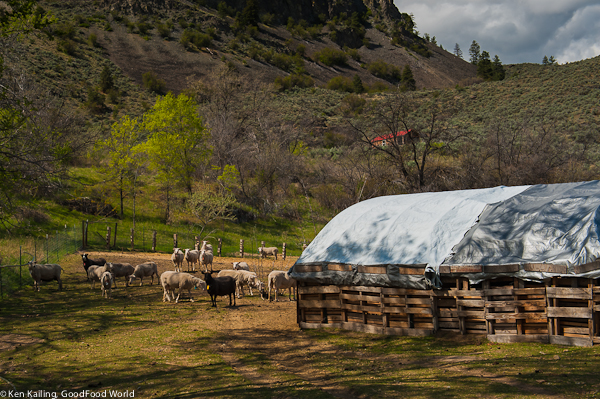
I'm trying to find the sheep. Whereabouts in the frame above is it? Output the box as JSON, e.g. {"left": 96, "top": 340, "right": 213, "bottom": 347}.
{"left": 171, "top": 248, "right": 185, "bottom": 272}
{"left": 87, "top": 264, "right": 114, "bottom": 289}
{"left": 200, "top": 248, "right": 213, "bottom": 273}
{"left": 128, "top": 262, "right": 159, "bottom": 286}
{"left": 217, "top": 269, "right": 262, "bottom": 298}
{"left": 106, "top": 262, "right": 135, "bottom": 287}
{"left": 184, "top": 249, "right": 200, "bottom": 272}
{"left": 100, "top": 271, "right": 112, "bottom": 298}
{"left": 233, "top": 261, "right": 250, "bottom": 271}
{"left": 258, "top": 246, "right": 278, "bottom": 260}
{"left": 203, "top": 271, "right": 236, "bottom": 308}
{"left": 81, "top": 253, "right": 106, "bottom": 273}
{"left": 28, "top": 261, "right": 63, "bottom": 291}
{"left": 267, "top": 270, "right": 297, "bottom": 302}
{"left": 160, "top": 271, "right": 206, "bottom": 303}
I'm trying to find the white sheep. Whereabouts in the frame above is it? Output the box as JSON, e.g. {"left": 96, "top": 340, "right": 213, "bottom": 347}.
{"left": 106, "top": 262, "right": 135, "bottom": 287}
{"left": 200, "top": 248, "right": 213, "bottom": 273}
{"left": 28, "top": 261, "right": 63, "bottom": 292}
{"left": 267, "top": 270, "right": 296, "bottom": 301}
{"left": 87, "top": 264, "right": 114, "bottom": 290}
{"left": 184, "top": 249, "right": 200, "bottom": 272}
{"left": 258, "top": 246, "right": 278, "bottom": 260}
{"left": 128, "top": 262, "right": 159, "bottom": 286}
{"left": 160, "top": 271, "right": 206, "bottom": 303}
{"left": 171, "top": 248, "right": 185, "bottom": 272}
{"left": 100, "top": 271, "right": 112, "bottom": 298}
{"left": 217, "top": 269, "right": 262, "bottom": 298}
{"left": 233, "top": 261, "right": 250, "bottom": 271}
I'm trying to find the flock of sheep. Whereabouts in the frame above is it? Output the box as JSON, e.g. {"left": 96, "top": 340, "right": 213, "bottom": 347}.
{"left": 26, "top": 242, "right": 297, "bottom": 308}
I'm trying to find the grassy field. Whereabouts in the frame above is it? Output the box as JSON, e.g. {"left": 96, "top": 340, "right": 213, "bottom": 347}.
{"left": 1, "top": 251, "right": 600, "bottom": 398}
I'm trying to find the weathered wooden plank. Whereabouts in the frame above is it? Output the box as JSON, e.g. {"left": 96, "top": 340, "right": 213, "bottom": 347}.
{"left": 294, "top": 264, "right": 323, "bottom": 273}
{"left": 485, "top": 299, "right": 547, "bottom": 308}
{"left": 406, "top": 297, "right": 433, "bottom": 305}
{"left": 483, "top": 264, "right": 520, "bottom": 273}
{"left": 397, "top": 266, "right": 426, "bottom": 275}
{"left": 457, "top": 310, "right": 485, "bottom": 318}
{"left": 327, "top": 263, "right": 353, "bottom": 272}
{"left": 341, "top": 285, "right": 382, "bottom": 293}
{"left": 448, "top": 289, "right": 483, "bottom": 297}
{"left": 457, "top": 299, "right": 484, "bottom": 307}
{"left": 546, "top": 287, "right": 592, "bottom": 300}
{"left": 298, "top": 286, "right": 340, "bottom": 294}
{"left": 523, "top": 263, "right": 567, "bottom": 274}
{"left": 483, "top": 288, "right": 546, "bottom": 296}
{"left": 382, "top": 297, "right": 406, "bottom": 305}
{"left": 382, "top": 287, "right": 432, "bottom": 295}
{"left": 563, "top": 327, "right": 590, "bottom": 335}
{"left": 547, "top": 307, "right": 592, "bottom": 319}
{"left": 573, "top": 260, "right": 600, "bottom": 274}
{"left": 485, "top": 313, "right": 547, "bottom": 321}
{"left": 298, "top": 300, "right": 341, "bottom": 309}
{"left": 341, "top": 303, "right": 382, "bottom": 312}
{"left": 450, "top": 265, "right": 483, "bottom": 273}
{"left": 357, "top": 265, "right": 388, "bottom": 274}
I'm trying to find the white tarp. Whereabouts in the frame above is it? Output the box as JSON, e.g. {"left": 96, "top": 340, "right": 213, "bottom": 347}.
{"left": 294, "top": 185, "right": 530, "bottom": 267}
{"left": 290, "top": 181, "right": 600, "bottom": 289}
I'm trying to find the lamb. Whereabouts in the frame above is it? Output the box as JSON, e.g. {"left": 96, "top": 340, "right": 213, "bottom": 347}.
{"left": 200, "top": 248, "right": 213, "bottom": 273}
{"left": 160, "top": 271, "right": 206, "bottom": 303}
{"left": 184, "top": 249, "right": 200, "bottom": 272}
{"left": 258, "top": 246, "right": 279, "bottom": 260}
{"left": 100, "top": 271, "right": 112, "bottom": 298}
{"left": 106, "top": 262, "right": 135, "bottom": 287}
{"left": 128, "top": 262, "right": 159, "bottom": 286}
{"left": 87, "top": 264, "right": 114, "bottom": 289}
{"left": 232, "top": 261, "right": 250, "bottom": 271}
{"left": 81, "top": 253, "right": 106, "bottom": 273}
{"left": 217, "top": 269, "right": 262, "bottom": 298}
{"left": 203, "top": 271, "right": 236, "bottom": 308}
{"left": 28, "top": 261, "right": 63, "bottom": 291}
{"left": 171, "top": 248, "right": 185, "bottom": 272}
{"left": 267, "top": 270, "right": 297, "bottom": 301}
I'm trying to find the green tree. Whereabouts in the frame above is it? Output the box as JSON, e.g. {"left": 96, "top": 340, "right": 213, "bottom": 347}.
{"left": 185, "top": 187, "right": 237, "bottom": 238}
{"left": 99, "top": 65, "right": 114, "bottom": 92}
{"left": 453, "top": 43, "right": 463, "bottom": 59}
{"left": 400, "top": 64, "right": 416, "bottom": 91}
{"left": 469, "top": 40, "right": 480, "bottom": 64}
{"left": 239, "top": 0, "right": 259, "bottom": 28}
{"left": 142, "top": 70, "right": 166, "bottom": 94}
{"left": 352, "top": 74, "right": 364, "bottom": 93}
{"left": 140, "top": 93, "right": 211, "bottom": 222}
{"left": 95, "top": 115, "right": 142, "bottom": 220}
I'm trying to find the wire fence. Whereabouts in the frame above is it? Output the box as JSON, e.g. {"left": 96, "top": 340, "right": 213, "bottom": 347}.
{"left": 82, "top": 220, "right": 309, "bottom": 258}
{"left": 0, "top": 225, "right": 81, "bottom": 298}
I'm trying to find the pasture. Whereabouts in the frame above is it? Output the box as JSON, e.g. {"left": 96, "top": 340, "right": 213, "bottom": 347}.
{"left": 1, "top": 251, "right": 600, "bottom": 398}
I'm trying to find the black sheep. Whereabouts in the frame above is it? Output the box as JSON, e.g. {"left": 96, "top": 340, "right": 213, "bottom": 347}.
{"left": 203, "top": 271, "right": 237, "bottom": 307}
{"left": 81, "top": 253, "right": 106, "bottom": 273}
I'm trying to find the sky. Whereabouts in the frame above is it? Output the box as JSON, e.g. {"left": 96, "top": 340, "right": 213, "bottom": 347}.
{"left": 392, "top": 0, "right": 600, "bottom": 64}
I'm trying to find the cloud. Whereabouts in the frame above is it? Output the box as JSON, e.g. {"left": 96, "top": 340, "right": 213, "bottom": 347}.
{"left": 393, "top": 0, "right": 600, "bottom": 64}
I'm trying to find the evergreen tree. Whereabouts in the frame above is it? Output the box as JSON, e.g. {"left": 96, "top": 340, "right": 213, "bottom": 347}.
{"left": 99, "top": 65, "right": 114, "bottom": 92}
{"left": 492, "top": 55, "right": 505, "bottom": 80}
{"left": 352, "top": 74, "right": 364, "bottom": 93}
{"left": 239, "top": 0, "right": 259, "bottom": 28}
{"left": 469, "top": 40, "right": 480, "bottom": 64}
{"left": 401, "top": 64, "right": 416, "bottom": 91}
{"left": 542, "top": 55, "right": 549, "bottom": 65}
{"left": 453, "top": 43, "right": 463, "bottom": 59}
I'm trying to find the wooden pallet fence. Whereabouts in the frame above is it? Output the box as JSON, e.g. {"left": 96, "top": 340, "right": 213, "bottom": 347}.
{"left": 547, "top": 277, "right": 594, "bottom": 347}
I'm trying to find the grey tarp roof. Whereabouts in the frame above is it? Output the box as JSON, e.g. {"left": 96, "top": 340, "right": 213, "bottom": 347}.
{"left": 289, "top": 181, "right": 600, "bottom": 289}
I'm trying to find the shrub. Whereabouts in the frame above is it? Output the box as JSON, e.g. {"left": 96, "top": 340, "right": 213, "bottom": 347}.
{"left": 341, "top": 93, "right": 366, "bottom": 114}
{"left": 142, "top": 71, "right": 166, "bottom": 94}
{"left": 313, "top": 47, "right": 348, "bottom": 67}
{"left": 181, "top": 29, "right": 212, "bottom": 49}
{"left": 274, "top": 74, "right": 314, "bottom": 91}
{"left": 326, "top": 76, "right": 354, "bottom": 92}
{"left": 367, "top": 59, "right": 401, "bottom": 82}
{"left": 156, "top": 22, "right": 171, "bottom": 39}
{"left": 57, "top": 39, "right": 76, "bottom": 55}
{"left": 88, "top": 33, "right": 98, "bottom": 47}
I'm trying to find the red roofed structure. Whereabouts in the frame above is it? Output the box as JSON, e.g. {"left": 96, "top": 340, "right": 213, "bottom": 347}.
{"left": 371, "top": 131, "right": 410, "bottom": 147}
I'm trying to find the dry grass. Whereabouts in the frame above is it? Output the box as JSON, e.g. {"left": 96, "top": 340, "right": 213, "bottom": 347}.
{"left": 2, "top": 251, "right": 600, "bottom": 398}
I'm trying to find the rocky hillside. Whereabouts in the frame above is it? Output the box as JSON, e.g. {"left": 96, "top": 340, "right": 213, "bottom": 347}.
{"left": 42, "top": 0, "right": 475, "bottom": 97}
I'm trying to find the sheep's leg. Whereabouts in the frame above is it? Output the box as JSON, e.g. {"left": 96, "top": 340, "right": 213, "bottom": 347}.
{"left": 175, "top": 288, "right": 182, "bottom": 303}
{"left": 189, "top": 289, "right": 194, "bottom": 303}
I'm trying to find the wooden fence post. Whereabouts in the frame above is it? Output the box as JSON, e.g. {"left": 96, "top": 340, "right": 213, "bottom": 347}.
{"left": 173, "top": 234, "right": 178, "bottom": 249}
{"left": 106, "top": 226, "right": 111, "bottom": 249}
{"left": 152, "top": 231, "right": 157, "bottom": 252}
{"left": 240, "top": 239, "right": 244, "bottom": 258}
{"left": 283, "top": 243, "right": 287, "bottom": 260}
{"left": 113, "top": 223, "right": 118, "bottom": 248}
{"left": 81, "top": 220, "right": 86, "bottom": 249}
{"left": 218, "top": 238, "right": 222, "bottom": 257}
{"left": 130, "top": 228, "right": 134, "bottom": 250}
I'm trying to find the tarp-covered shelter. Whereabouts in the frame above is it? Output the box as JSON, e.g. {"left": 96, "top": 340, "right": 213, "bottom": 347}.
{"left": 290, "top": 181, "right": 600, "bottom": 346}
